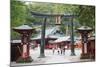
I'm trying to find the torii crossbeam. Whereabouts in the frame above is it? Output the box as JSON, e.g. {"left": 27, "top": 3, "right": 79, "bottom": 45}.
{"left": 31, "top": 11, "right": 78, "bottom": 18}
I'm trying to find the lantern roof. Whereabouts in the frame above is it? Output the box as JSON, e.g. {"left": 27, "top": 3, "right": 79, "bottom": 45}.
{"left": 77, "top": 26, "right": 92, "bottom": 31}
{"left": 13, "top": 25, "right": 33, "bottom": 30}
{"left": 11, "top": 40, "right": 21, "bottom": 43}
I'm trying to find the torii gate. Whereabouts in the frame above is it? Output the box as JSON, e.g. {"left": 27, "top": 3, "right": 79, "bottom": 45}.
{"left": 31, "top": 12, "right": 78, "bottom": 57}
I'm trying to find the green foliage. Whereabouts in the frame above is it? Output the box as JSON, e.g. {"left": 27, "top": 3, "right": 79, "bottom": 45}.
{"left": 28, "top": 3, "right": 78, "bottom": 14}
{"left": 11, "top": 0, "right": 27, "bottom": 39}
{"left": 11, "top": 1, "right": 95, "bottom": 39}
{"left": 11, "top": 0, "right": 27, "bottom": 27}
{"left": 60, "top": 24, "right": 66, "bottom": 34}
{"left": 77, "top": 5, "right": 95, "bottom": 28}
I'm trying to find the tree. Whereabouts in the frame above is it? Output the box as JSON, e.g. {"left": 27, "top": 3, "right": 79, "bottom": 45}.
{"left": 76, "top": 5, "right": 95, "bottom": 29}
{"left": 11, "top": 0, "right": 27, "bottom": 39}
{"left": 11, "top": 1, "right": 95, "bottom": 39}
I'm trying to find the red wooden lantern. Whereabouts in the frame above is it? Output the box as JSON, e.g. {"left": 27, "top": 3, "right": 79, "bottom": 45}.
{"left": 77, "top": 26, "right": 93, "bottom": 59}
{"left": 13, "top": 25, "right": 35, "bottom": 62}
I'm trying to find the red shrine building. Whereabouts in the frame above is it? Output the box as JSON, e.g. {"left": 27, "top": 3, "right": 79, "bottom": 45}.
{"left": 30, "top": 26, "right": 81, "bottom": 49}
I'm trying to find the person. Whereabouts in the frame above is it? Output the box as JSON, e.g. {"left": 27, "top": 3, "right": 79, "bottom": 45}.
{"left": 52, "top": 47, "right": 55, "bottom": 54}
{"left": 62, "top": 47, "right": 65, "bottom": 55}
{"left": 57, "top": 47, "right": 60, "bottom": 55}
{"left": 60, "top": 46, "right": 64, "bottom": 55}
{"left": 37, "top": 44, "right": 40, "bottom": 51}
{"left": 61, "top": 48, "right": 63, "bottom": 55}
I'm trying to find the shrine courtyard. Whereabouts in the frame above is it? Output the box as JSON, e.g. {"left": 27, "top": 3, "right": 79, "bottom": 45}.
{"left": 11, "top": 47, "right": 94, "bottom": 66}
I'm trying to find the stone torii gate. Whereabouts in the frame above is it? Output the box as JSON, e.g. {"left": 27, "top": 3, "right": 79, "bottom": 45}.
{"left": 31, "top": 12, "right": 78, "bottom": 57}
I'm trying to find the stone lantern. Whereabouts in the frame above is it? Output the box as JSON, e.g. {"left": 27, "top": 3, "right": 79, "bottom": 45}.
{"left": 13, "top": 25, "right": 34, "bottom": 62}
{"left": 77, "top": 26, "right": 93, "bottom": 59}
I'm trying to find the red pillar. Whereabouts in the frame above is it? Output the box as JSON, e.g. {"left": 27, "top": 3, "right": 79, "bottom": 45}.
{"left": 16, "top": 33, "right": 32, "bottom": 62}
{"left": 80, "top": 34, "right": 89, "bottom": 59}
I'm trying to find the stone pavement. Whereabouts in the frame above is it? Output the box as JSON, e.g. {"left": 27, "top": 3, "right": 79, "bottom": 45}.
{"left": 11, "top": 48, "right": 94, "bottom": 66}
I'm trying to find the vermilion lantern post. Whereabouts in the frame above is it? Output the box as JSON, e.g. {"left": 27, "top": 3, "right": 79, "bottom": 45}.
{"left": 13, "top": 25, "right": 34, "bottom": 62}
{"left": 77, "top": 26, "right": 93, "bottom": 59}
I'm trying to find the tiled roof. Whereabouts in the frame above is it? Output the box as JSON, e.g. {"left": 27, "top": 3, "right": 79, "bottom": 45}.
{"left": 31, "top": 26, "right": 65, "bottom": 40}
{"left": 11, "top": 40, "right": 21, "bottom": 43}
{"left": 13, "top": 25, "right": 33, "bottom": 30}
{"left": 53, "top": 36, "right": 70, "bottom": 43}
{"left": 77, "top": 26, "right": 92, "bottom": 30}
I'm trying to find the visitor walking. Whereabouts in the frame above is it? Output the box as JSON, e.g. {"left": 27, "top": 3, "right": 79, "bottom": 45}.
{"left": 52, "top": 47, "right": 55, "bottom": 54}
{"left": 57, "top": 47, "right": 60, "bottom": 55}
{"left": 61, "top": 48, "right": 63, "bottom": 55}
{"left": 62, "top": 47, "right": 65, "bottom": 55}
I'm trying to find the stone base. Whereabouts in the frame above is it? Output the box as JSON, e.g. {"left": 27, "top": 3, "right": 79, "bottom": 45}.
{"left": 80, "top": 53, "right": 90, "bottom": 59}
{"left": 70, "top": 52, "right": 76, "bottom": 56}
{"left": 38, "top": 54, "right": 45, "bottom": 58}
{"left": 16, "top": 56, "right": 33, "bottom": 63}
